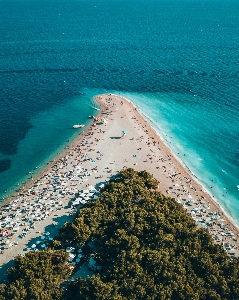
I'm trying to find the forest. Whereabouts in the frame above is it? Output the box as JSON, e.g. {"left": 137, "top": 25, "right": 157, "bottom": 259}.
{"left": 1, "top": 168, "right": 239, "bottom": 300}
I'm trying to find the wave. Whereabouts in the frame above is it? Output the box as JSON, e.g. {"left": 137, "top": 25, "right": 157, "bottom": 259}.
{"left": 0, "top": 68, "right": 79, "bottom": 74}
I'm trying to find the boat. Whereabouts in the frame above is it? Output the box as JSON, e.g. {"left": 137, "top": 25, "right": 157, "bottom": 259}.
{"left": 73, "top": 124, "right": 85, "bottom": 129}
{"left": 88, "top": 116, "right": 94, "bottom": 118}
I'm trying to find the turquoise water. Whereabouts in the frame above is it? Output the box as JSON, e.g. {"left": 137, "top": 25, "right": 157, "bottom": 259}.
{"left": 0, "top": 93, "right": 99, "bottom": 199}
{"left": 121, "top": 92, "right": 239, "bottom": 222}
{"left": 0, "top": 0, "right": 239, "bottom": 221}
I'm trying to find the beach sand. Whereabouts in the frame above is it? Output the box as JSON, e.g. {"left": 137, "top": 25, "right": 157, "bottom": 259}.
{"left": 0, "top": 93, "right": 238, "bottom": 283}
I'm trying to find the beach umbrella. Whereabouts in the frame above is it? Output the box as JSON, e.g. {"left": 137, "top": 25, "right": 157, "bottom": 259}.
{"left": 89, "top": 257, "right": 96, "bottom": 268}
{"left": 41, "top": 244, "right": 46, "bottom": 248}
{"left": 31, "top": 244, "right": 36, "bottom": 248}
{"left": 45, "top": 232, "right": 50, "bottom": 236}
{"left": 76, "top": 258, "right": 80, "bottom": 263}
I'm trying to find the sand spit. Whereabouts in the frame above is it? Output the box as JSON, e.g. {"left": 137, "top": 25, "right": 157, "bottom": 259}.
{"left": 0, "top": 94, "right": 238, "bottom": 283}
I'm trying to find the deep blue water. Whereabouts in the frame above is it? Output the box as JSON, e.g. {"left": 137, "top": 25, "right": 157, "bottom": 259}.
{"left": 0, "top": 0, "right": 239, "bottom": 221}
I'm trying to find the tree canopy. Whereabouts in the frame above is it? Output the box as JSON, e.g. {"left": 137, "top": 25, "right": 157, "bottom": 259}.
{"left": 1, "top": 169, "right": 239, "bottom": 300}
{"left": 60, "top": 169, "right": 239, "bottom": 300}
{"left": 0, "top": 250, "right": 71, "bottom": 300}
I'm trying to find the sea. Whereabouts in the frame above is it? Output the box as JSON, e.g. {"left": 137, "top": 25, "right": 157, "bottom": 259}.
{"left": 0, "top": 0, "right": 239, "bottom": 223}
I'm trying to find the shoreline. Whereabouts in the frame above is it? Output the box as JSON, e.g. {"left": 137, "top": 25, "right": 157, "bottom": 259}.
{"left": 0, "top": 103, "right": 102, "bottom": 209}
{"left": 115, "top": 94, "right": 239, "bottom": 231}
{"left": 0, "top": 93, "right": 238, "bottom": 283}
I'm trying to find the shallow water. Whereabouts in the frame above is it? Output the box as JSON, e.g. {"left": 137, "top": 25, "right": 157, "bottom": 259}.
{"left": 0, "top": 93, "right": 98, "bottom": 199}
{"left": 0, "top": 0, "right": 239, "bottom": 220}
{"left": 121, "top": 91, "right": 239, "bottom": 221}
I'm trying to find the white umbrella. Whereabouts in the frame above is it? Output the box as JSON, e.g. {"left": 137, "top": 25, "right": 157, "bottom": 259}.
{"left": 31, "top": 244, "right": 36, "bottom": 248}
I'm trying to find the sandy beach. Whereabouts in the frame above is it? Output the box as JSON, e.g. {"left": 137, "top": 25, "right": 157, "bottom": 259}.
{"left": 0, "top": 93, "right": 238, "bottom": 283}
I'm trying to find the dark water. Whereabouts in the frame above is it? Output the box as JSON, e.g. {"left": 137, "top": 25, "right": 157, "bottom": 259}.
{"left": 0, "top": 0, "right": 239, "bottom": 220}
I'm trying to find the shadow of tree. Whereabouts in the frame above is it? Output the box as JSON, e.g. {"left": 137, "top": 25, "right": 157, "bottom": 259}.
{"left": 0, "top": 214, "right": 74, "bottom": 284}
